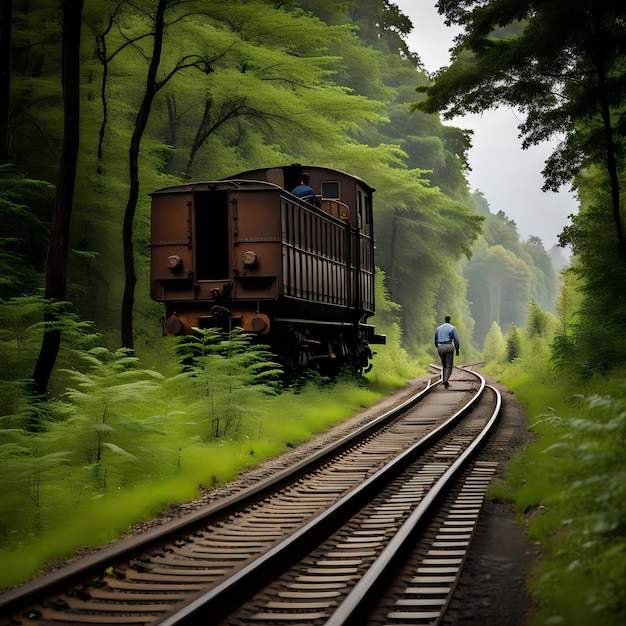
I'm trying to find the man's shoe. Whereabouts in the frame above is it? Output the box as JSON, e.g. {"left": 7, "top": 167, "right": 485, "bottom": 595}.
{"left": 444, "top": 381, "right": 449, "bottom": 388}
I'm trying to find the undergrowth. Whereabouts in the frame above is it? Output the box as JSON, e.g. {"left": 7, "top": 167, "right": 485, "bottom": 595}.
{"left": 0, "top": 322, "right": 418, "bottom": 589}
{"left": 486, "top": 348, "right": 626, "bottom": 625}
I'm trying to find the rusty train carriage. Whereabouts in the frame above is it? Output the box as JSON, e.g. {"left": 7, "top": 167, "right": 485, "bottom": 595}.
{"left": 150, "top": 164, "right": 384, "bottom": 374}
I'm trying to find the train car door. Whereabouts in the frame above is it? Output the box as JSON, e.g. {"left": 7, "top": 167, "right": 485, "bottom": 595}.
{"left": 193, "top": 190, "right": 229, "bottom": 281}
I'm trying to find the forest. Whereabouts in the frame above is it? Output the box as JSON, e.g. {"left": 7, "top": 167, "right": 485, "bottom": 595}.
{"left": 2, "top": 1, "right": 626, "bottom": 624}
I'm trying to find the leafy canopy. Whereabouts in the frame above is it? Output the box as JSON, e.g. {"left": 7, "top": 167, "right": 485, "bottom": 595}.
{"left": 416, "top": 0, "right": 626, "bottom": 215}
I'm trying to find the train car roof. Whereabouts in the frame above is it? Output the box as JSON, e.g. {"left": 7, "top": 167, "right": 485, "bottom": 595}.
{"left": 227, "top": 165, "right": 375, "bottom": 193}
{"left": 150, "top": 179, "right": 283, "bottom": 196}
{"left": 150, "top": 165, "right": 375, "bottom": 196}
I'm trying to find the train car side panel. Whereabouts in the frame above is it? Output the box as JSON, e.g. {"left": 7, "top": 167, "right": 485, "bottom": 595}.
{"left": 280, "top": 197, "right": 350, "bottom": 316}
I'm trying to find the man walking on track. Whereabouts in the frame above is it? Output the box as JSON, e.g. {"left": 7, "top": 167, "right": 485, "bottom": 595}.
{"left": 434, "top": 315, "right": 460, "bottom": 388}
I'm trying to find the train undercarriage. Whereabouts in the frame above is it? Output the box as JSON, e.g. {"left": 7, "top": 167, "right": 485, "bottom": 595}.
{"left": 163, "top": 305, "right": 382, "bottom": 379}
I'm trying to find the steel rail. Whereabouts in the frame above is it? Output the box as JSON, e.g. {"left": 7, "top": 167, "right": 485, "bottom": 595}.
{"left": 155, "top": 371, "right": 487, "bottom": 625}
{"left": 327, "top": 381, "right": 502, "bottom": 625}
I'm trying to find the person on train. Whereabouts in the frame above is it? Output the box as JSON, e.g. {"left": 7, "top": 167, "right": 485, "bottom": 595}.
{"left": 434, "top": 315, "right": 460, "bottom": 388}
{"left": 291, "top": 173, "right": 321, "bottom": 207}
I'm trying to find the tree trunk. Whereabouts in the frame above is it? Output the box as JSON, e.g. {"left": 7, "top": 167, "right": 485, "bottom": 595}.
{"left": 592, "top": 9, "right": 624, "bottom": 258}
{"left": 0, "top": 0, "right": 13, "bottom": 160}
{"left": 120, "top": 0, "right": 167, "bottom": 349}
{"left": 32, "top": 0, "right": 84, "bottom": 396}
{"left": 96, "top": 31, "right": 109, "bottom": 162}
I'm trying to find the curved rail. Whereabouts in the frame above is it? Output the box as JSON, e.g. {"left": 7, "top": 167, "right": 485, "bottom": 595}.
{"left": 157, "top": 371, "right": 495, "bottom": 625}
{"left": 327, "top": 383, "right": 502, "bottom": 625}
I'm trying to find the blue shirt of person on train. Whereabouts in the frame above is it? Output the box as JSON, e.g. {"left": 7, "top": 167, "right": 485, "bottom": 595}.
{"left": 291, "top": 173, "right": 321, "bottom": 207}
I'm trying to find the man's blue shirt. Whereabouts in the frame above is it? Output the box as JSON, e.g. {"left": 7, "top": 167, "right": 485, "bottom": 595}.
{"left": 292, "top": 184, "right": 316, "bottom": 197}
{"left": 291, "top": 184, "right": 321, "bottom": 207}
{"left": 434, "top": 322, "right": 460, "bottom": 350}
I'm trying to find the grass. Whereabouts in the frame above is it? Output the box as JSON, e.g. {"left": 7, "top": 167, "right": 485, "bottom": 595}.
{"left": 0, "top": 360, "right": 415, "bottom": 590}
{"left": 486, "top": 360, "right": 626, "bottom": 626}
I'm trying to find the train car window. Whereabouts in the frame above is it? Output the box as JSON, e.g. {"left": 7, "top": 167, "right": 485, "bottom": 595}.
{"left": 194, "top": 190, "right": 229, "bottom": 280}
{"left": 321, "top": 181, "right": 340, "bottom": 199}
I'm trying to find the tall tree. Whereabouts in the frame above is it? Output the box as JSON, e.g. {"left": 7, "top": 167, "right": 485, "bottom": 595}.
{"left": 119, "top": 0, "right": 212, "bottom": 349}
{"left": 89, "top": 0, "right": 147, "bottom": 161}
{"left": 120, "top": 0, "right": 167, "bottom": 351}
{"left": 0, "top": 0, "right": 12, "bottom": 161}
{"left": 416, "top": 0, "right": 626, "bottom": 257}
{"left": 160, "top": 0, "right": 388, "bottom": 179}
{"left": 32, "top": 0, "right": 84, "bottom": 395}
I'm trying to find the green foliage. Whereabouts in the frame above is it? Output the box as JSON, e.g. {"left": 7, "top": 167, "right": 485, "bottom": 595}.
{"left": 525, "top": 299, "right": 551, "bottom": 339}
{"left": 557, "top": 189, "right": 626, "bottom": 374}
{"left": 481, "top": 320, "right": 505, "bottom": 363}
{"left": 0, "top": 163, "right": 53, "bottom": 297}
{"left": 373, "top": 166, "right": 483, "bottom": 350}
{"left": 416, "top": 0, "right": 626, "bottom": 374}
{"left": 365, "top": 323, "right": 420, "bottom": 390}
{"left": 465, "top": 197, "right": 559, "bottom": 346}
{"left": 6, "top": 0, "right": 493, "bottom": 366}
{"left": 178, "top": 327, "right": 283, "bottom": 384}
{"left": 416, "top": 0, "right": 626, "bottom": 197}
{"left": 505, "top": 322, "right": 521, "bottom": 362}
{"left": 466, "top": 241, "right": 533, "bottom": 340}
{"left": 486, "top": 293, "right": 626, "bottom": 626}
{"left": 0, "top": 338, "right": 414, "bottom": 588}
{"left": 0, "top": 295, "right": 48, "bottom": 382}
{"left": 512, "top": 382, "right": 626, "bottom": 626}
{"left": 55, "top": 347, "right": 168, "bottom": 488}
{"left": 0, "top": 296, "right": 101, "bottom": 401}
{"left": 485, "top": 298, "right": 557, "bottom": 384}
{"left": 172, "top": 327, "right": 283, "bottom": 438}
{"left": 550, "top": 268, "right": 584, "bottom": 373}
{"left": 554, "top": 268, "right": 582, "bottom": 337}
{"left": 523, "top": 237, "right": 558, "bottom": 315}
{"left": 0, "top": 434, "right": 72, "bottom": 542}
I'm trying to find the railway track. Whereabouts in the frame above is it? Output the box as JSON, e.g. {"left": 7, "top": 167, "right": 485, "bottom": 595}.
{"left": 0, "top": 366, "right": 501, "bottom": 625}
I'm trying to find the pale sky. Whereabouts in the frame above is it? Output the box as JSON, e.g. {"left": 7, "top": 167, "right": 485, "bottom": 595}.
{"left": 394, "top": 0, "right": 577, "bottom": 250}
